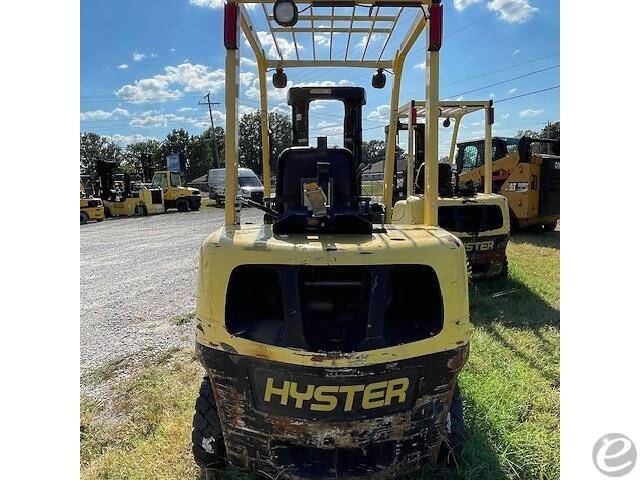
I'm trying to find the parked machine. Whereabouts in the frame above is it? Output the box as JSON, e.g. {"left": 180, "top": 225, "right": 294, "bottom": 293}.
{"left": 391, "top": 100, "right": 510, "bottom": 279}
{"left": 151, "top": 170, "right": 202, "bottom": 212}
{"left": 80, "top": 176, "right": 104, "bottom": 224}
{"left": 191, "top": 1, "right": 471, "bottom": 478}
{"left": 95, "top": 160, "right": 165, "bottom": 217}
{"left": 457, "top": 136, "right": 560, "bottom": 231}
{"left": 208, "top": 167, "right": 264, "bottom": 206}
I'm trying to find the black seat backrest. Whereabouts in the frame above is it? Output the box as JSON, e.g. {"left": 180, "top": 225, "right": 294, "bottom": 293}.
{"left": 275, "top": 146, "right": 358, "bottom": 213}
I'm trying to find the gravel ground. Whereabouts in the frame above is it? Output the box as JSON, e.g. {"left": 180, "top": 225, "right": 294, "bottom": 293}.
{"left": 80, "top": 205, "right": 263, "bottom": 395}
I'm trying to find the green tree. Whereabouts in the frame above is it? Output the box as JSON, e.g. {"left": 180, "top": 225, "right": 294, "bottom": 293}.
{"left": 238, "top": 110, "right": 292, "bottom": 180}
{"left": 362, "top": 139, "right": 387, "bottom": 165}
{"left": 187, "top": 126, "right": 224, "bottom": 180}
{"left": 124, "top": 139, "right": 163, "bottom": 180}
{"left": 80, "top": 132, "right": 123, "bottom": 176}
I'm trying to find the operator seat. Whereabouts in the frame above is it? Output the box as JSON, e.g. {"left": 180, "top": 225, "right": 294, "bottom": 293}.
{"left": 272, "top": 138, "right": 371, "bottom": 234}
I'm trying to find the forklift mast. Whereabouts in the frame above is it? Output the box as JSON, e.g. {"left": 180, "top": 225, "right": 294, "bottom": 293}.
{"left": 288, "top": 87, "right": 366, "bottom": 166}
{"left": 95, "top": 159, "right": 118, "bottom": 201}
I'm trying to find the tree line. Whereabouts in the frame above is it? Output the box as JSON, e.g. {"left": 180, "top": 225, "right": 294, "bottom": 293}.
{"left": 80, "top": 110, "right": 401, "bottom": 182}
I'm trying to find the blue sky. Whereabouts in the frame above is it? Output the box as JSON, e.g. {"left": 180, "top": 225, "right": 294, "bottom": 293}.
{"left": 81, "top": 0, "right": 559, "bottom": 157}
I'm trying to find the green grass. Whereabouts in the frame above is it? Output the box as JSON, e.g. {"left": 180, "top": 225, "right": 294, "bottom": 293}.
{"left": 80, "top": 231, "right": 559, "bottom": 480}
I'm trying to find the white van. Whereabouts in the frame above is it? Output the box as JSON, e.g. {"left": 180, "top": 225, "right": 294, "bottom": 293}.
{"left": 208, "top": 168, "right": 264, "bottom": 205}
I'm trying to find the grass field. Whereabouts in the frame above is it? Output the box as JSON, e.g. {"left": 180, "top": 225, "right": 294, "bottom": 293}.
{"left": 80, "top": 231, "right": 559, "bottom": 480}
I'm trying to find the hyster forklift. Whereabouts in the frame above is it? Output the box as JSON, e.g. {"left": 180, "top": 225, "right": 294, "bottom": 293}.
{"left": 95, "top": 160, "right": 165, "bottom": 217}
{"left": 391, "top": 100, "right": 510, "bottom": 279}
{"left": 456, "top": 135, "right": 560, "bottom": 231}
{"left": 80, "top": 176, "right": 105, "bottom": 224}
{"left": 191, "top": 1, "right": 471, "bottom": 478}
{"left": 151, "top": 170, "right": 202, "bottom": 212}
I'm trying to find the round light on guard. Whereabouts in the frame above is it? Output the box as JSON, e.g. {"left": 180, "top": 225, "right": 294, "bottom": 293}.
{"left": 273, "top": 0, "right": 298, "bottom": 27}
{"left": 273, "top": 68, "right": 287, "bottom": 88}
{"left": 372, "top": 68, "right": 386, "bottom": 89}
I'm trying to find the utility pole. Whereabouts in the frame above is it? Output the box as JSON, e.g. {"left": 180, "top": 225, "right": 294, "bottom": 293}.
{"left": 199, "top": 91, "right": 221, "bottom": 168}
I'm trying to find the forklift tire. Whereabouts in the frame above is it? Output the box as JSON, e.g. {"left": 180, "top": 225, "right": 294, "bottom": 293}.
{"left": 134, "top": 205, "right": 148, "bottom": 216}
{"left": 190, "top": 202, "right": 201, "bottom": 211}
{"left": 104, "top": 207, "right": 111, "bottom": 218}
{"left": 541, "top": 221, "right": 557, "bottom": 232}
{"left": 192, "top": 376, "right": 226, "bottom": 470}
{"left": 494, "top": 259, "right": 508, "bottom": 280}
{"left": 177, "top": 198, "right": 190, "bottom": 212}
{"left": 439, "top": 384, "right": 464, "bottom": 467}
{"left": 80, "top": 212, "right": 89, "bottom": 225}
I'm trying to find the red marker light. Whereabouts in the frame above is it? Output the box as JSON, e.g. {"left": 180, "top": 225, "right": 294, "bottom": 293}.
{"left": 224, "top": 2, "right": 239, "bottom": 50}
{"left": 428, "top": 3, "right": 443, "bottom": 51}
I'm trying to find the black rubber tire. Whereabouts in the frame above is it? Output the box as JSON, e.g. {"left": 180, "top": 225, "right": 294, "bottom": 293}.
{"left": 134, "top": 205, "right": 144, "bottom": 216}
{"left": 541, "top": 221, "right": 557, "bottom": 232}
{"left": 192, "top": 376, "right": 226, "bottom": 471}
{"left": 80, "top": 212, "right": 88, "bottom": 225}
{"left": 439, "top": 384, "right": 464, "bottom": 466}
{"left": 190, "top": 201, "right": 201, "bottom": 211}
{"left": 104, "top": 206, "right": 111, "bottom": 218}
{"left": 177, "top": 198, "right": 189, "bottom": 212}
{"left": 495, "top": 259, "right": 509, "bottom": 280}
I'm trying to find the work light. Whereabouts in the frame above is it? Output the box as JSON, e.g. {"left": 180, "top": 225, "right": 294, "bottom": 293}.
{"left": 273, "top": 0, "right": 298, "bottom": 27}
{"left": 372, "top": 68, "right": 386, "bottom": 89}
{"left": 443, "top": 117, "right": 451, "bottom": 127}
{"left": 273, "top": 68, "right": 287, "bottom": 88}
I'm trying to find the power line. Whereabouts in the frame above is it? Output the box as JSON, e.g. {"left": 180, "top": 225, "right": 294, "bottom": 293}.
{"left": 494, "top": 85, "right": 560, "bottom": 103}
{"left": 446, "top": 64, "right": 559, "bottom": 98}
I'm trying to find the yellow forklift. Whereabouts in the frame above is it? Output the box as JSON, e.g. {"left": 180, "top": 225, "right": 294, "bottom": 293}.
{"left": 95, "top": 160, "right": 165, "bottom": 217}
{"left": 150, "top": 170, "right": 202, "bottom": 212}
{"left": 391, "top": 100, "right": 510, "bottom": 279}
{"left": 191, "top": 1, "right": 471, "bottom": 477}
{"left": 457, "top": 135, "right": 559, "bottom": 231}
{"left": 80, "top": 176, "right": 105, "bottom": 224}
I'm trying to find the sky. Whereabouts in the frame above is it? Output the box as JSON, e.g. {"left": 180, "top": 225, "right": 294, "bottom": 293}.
{"left": 80, "top": 0, "right": 559, "bottom": 158}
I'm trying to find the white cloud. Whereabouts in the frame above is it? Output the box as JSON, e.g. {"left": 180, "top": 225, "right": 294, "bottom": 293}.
{"left": 454, "top": 0, "right": 482, "bottom": 11}
{"left": 245, "top": 78, "right": 354, "bottom": 103}
{"left": 512, "top": 49, "right": 521, "bottom": 55}
{"left": 501, "top": 113, "right": 510, "bottom": 119}
{"left": 240, "top": 71, "right": 256, "bottom": 87}
{"left": 150, "top": 53, "right": 158, "bottom": 58}
{"left": 248, "top": 31, "right": 304, "bottom": 59}
{"left": 414, "top": 61, "right": 426, "bottom": 70}
{"left": 240, "top": 56, "right": 258, "bottom": 68}
{"left": 170, "top": 48, "right": 176, "bottom": 53}
{"left": 129, "top": 109, "right": 223, "bottom": 129}
{"left": 117, "top": 64, "right": 128, "bottom": 70}
{"left": 132, "top": 51, "right": 146, "bottom": 62}
{"left": 312, "top": 120, "right": 343, "bottom": 138}
{"left": 367, "top": 104, "right": 390, "bottom": 121}
{"left": 309, "top": 100, "right": 333, "bottom": 110}
{"left": 177, "top": 107, "right": 198, "bottom": 112}
{"left": 189, "top": 0, "right": 256, "bottom": 9}
{"left": 488, "top": 0, "right": 538, "bottom": 24}
{"left": 116, "top": 63, "right": 226, "bottom": 103}
{"left": 80, "top": 108, "right": 130, "bottom": 121}
{"left": 189, "top": 0, "right": 224, "bottom": 8}
{"left": 519, "top": 108, "right": 544, "bottom": 118}
{"left": 104, "top": 133, "right": 157, "bottom": 148}
{"left": 270, "top": 103, "right": 290, "bottom": 115}
{"left": 508, "top": 87, "right": 518, "bottom": 94}
{"left": 357, "top": 33, "right": 384, "bottom": 48}
{"left": 239, "top": 105, "right": 258, "bottom": 117}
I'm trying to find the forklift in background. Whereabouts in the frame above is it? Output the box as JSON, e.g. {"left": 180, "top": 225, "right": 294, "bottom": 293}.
{"left": 95, "top": 159, "right": 164, "bottom": 217}
{"left": 391, "top": 100, "right": 510, "bottom": 279}
{"left": 149, "top": 152, "right": 202, "bottom": 212}
{"left": 80, "top": 176, "right": 104, "bottom": 224}
{"left": 456, "top": 135, "right": 560, "bottom": 231}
